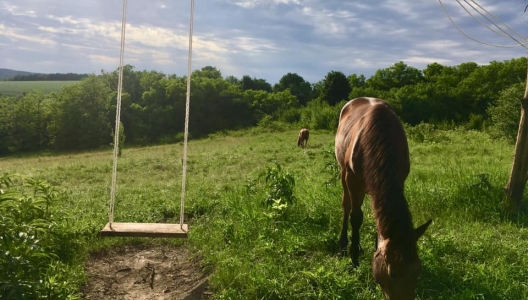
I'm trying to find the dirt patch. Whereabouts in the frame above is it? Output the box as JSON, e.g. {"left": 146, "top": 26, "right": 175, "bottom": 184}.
{"left": 81, "top": 244, "right": 211, "bottom": 300}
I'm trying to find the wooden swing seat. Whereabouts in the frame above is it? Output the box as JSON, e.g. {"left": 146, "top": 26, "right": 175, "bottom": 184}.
{"left": 100, "top": 222, "right": 188, "bottom": 238}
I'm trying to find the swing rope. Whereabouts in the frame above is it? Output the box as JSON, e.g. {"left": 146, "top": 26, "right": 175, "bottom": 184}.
{"left": 180, "top": 0, "right": 195, "bottom": 228}
{"left": 108, "top": 0, "right": 194, "bottom": 231}
{"left": 108, "top": 0, "right": 128, "bottom": 225}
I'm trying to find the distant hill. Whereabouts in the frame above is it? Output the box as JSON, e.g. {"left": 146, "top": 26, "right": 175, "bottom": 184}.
{"left": 0, "top": 68, "right": 34, "bottom": 79}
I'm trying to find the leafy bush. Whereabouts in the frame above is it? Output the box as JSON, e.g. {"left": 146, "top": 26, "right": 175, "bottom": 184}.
{"left": 0, "top": 174, "right": 83, "bottom": 299}
{"left": 465, "top": 113, "right": 485, "bottom": 131}
{"left": 256, "top": 115, "right": 292, "bottom": 132}
{"left": 276, "top": 107, "right": 302, "bottom": 124}
{"left": 323, "top": 150, "right": 340, "bottom": 188}
{"left": 404, "top": 122, "right": 451, "bottom": 144}
{"left": 487, "top": 82, "right": 524, "bottom": 143}
{"left": 300, "top": 99, "right": 340, "bottom": 130}
{"left": 261, "top": 164, "right": 297, "bottom": 209}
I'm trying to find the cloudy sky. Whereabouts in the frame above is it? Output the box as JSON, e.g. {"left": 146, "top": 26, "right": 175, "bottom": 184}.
{"left": 1, "top": 0, "right": 527, "bottom": 84}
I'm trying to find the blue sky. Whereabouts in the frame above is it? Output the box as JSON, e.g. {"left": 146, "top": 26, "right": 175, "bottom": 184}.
{"left": 1, "top": 0, "right": 527, "bottom": 84}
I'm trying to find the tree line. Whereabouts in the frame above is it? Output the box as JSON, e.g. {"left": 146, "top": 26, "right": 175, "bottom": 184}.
{"left": 0, "top": 57, "right": 526, "bottom": 155}
{"left": 7, "top": 73, "right": 89, "bottom": 81}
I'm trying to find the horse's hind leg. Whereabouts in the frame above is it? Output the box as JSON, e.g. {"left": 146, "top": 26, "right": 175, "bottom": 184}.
{"left": 347, "top": 174, "right": 365, "bottom": 267}
{"left": 339, "top": 169, "right": 351, "bottom": 257}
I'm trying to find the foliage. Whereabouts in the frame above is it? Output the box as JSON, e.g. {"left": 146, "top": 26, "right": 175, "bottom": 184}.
{"left": 48, "top": 75, "right": 113, "bottom": 150}
{"left": 10, "top": 73, "right": 88, "bottom": 81}
{"left": 274, "top": 73, "right": 313, "bottom": 106}
{"left": 299, "top": 99, "right": 341, "bottom": 130}
{"left": 487, "top": 82, "right": 525, "bottom": 143}
{"left": 261, "top": 163, "right": 297, "bottom": 208}
{"left": 241, "top": 75, "right": 272, "bottom": 92}
{"left": 0, "top": 91, "right": 52, "bottom": 154}
{"left": 404, "top": 122, "right": 451, "bottom": 144}
{"left": 366, "top": 61, "right": 424, "bottom": 91}
{"left": 0, "top": 174, "right": 84, "bottom": 299}
{"left": 321, "top": 71, "right": 351, "bottom": 106}
{"left": 323, "top": 150, "right": 340, "bottom": 188}
{"left": 1, "top": 57, "right": 528, "bottom": 156}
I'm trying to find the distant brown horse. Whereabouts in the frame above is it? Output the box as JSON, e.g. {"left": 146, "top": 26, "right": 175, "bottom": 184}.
{"left": 335, "top": 97, "right": 431, "bottom": 300}
{"left": 297, "top": 128, "right": 309, "bottom": 148}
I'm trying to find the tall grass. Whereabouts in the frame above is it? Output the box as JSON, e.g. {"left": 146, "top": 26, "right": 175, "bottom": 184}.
{"left": 0, "top": 127, "right": 527, "bottom": 299}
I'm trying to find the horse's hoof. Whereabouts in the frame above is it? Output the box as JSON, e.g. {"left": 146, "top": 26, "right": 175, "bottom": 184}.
{"left": 351, "top": 261, "right": 359, "bottom": 270}
{"left": 358, "top": 246, "right": 364, "bottom": 256}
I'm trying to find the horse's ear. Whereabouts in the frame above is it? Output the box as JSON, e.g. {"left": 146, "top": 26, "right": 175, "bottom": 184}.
{"left": 414, "top": 219, "right": 432, "bottom": 241}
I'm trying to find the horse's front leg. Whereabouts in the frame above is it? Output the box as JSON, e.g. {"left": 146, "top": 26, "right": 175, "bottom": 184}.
{"left": 350, "top": 208, "right": 364, "bottom": 267}
{"left": 348, "top": 175, "right": 365, "bottom": 267}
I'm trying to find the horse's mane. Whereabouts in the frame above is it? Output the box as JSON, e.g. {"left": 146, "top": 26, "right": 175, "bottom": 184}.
{"left": 359, "top": 104, "right": 415, "bottom": 245}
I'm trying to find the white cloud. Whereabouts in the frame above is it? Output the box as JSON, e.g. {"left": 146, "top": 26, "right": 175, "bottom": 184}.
{"left": 1, "top": 3, "right": 36, "bottom": 17}
{"left": 403, "top": 56, "right": 450, "bottom": 65}
{"left": 88, "top": 54, "right": 118, "bottom": 64}
{"left": 231, "top": 0, "right": 300, "bottom": 8}
{"left": 0, "top": 24, "right": 56, "bottom": 46}
{"left": 1, "top": 0, "right": 526, "bottom": 83}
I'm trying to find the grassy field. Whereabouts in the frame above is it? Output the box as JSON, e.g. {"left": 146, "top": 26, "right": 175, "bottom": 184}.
{"left": 1, "top": 127, "right": 528, "bottom": 299}
{"left": 0, "top": 80, "right": 78, "bottom": 96}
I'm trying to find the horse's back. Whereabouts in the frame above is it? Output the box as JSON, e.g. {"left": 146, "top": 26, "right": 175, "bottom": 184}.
{"left": 298, "top": 128, "right": 309, "bottom": 146}
{"left": 335, "top": 97, "right": 409, "bottom": 191}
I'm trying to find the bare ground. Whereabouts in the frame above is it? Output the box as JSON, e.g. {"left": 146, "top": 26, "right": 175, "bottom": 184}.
{"left": 81, "top": 244, "right": 211, "bottom": 300}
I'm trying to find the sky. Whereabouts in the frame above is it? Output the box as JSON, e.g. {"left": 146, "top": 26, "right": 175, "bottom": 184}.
{"left": 1, "top": 0, "right": 528, "bottom": 85}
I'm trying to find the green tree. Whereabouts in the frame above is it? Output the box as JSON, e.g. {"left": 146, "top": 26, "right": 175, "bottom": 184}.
{"left": 366, "top": 61, "right": 424, "bottom": 91}
{"left": 348, "top": 74, "right": 366, "bottom": 89}
{"left": 49, "top": 76, "right": 112, "bottom": 150}
{"left": 488, "top": 82, "right": 525, "bottom": 142}
{"left": 458, "top": 58, "right": 526, "bottom": 116}
{"left": 1, "top": 92, "right": 52, "bottom": 153}
{"left": 273, "top": 73, "right": 312, "bottom": 106}
{"left": 321, "top": 71, "right": 351, "bottom": 106}
{"left": 193, "top": 66, "right": 222, "bottom": 79}
{"left": 241, "top": 75, "right": 272, "bottom": 92}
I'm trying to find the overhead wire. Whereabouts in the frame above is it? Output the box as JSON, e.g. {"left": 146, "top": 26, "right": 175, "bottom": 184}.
{"left": 466, "top": 0, "right": 527, "bottom": 41}
{"left": 458, "top": 0, "right": 512, "bottom": 39}
{"left": 438, "top": 0, "right": 528, "bottom": 50}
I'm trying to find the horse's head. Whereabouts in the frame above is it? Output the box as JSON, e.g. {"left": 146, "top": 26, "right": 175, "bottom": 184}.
{"left": 372, "top": 220, "right": 432, "bottom": 300}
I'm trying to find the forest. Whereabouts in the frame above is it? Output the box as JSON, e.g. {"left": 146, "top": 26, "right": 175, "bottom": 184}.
{"left": 6, "top": 73, "right": 89, "bottom": 81}
{"left": 0, "top": 57, "right": 526, "bottom": 156}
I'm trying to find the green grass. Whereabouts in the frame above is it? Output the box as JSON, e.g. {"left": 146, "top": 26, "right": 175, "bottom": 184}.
{"left": 1, "top": 127, "right": 527, "bottom": 299}
{"left": 0, "top": 81, "right": 78, "bottom": 96}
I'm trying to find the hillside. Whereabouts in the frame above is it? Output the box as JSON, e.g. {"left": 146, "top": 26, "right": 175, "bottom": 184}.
{"left": 0, "top": 68, "right": 34, "bottom": 79}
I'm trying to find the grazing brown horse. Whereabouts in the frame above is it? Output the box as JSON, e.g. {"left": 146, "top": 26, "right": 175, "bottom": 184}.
{"left": 297, "top": 128, "right": 309, "bottom": 148}
{"left": 335, "top": 97, "right": 432, "bottom": 300}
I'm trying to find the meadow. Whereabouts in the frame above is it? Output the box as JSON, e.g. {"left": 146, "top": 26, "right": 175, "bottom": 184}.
{"left": 1, "top": 126, "right": 528, "bottom": 299}
{"left": 0, "top": 80, "right": 78, "bottom": 96}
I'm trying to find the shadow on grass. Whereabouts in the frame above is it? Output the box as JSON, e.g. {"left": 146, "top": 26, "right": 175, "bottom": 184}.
{"left": 418, "top": 237, "right": 505, "bottom": 300}
{"left": 444, "top": 173, "right": 528, "bottom": 227}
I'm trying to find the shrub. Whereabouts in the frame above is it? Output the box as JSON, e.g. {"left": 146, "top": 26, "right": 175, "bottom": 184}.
{"left": 487, "top": 82, "right": 524, "bottom": 143}
{"left": 0, "top": 174, "right": 83, "bottom": 299}
{"left": 300, "top": 99, "right": 340, "bottom": 130}
{"left": 261, "top": 164, "right": 297, "bottom": 208}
